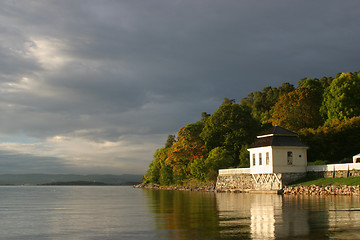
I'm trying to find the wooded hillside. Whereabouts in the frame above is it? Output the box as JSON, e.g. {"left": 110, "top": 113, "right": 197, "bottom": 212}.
{"left": 144, "top": 71, "right": 360, "bottom": 185}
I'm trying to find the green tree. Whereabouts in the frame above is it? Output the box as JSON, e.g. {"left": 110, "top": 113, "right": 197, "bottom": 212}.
{"left": 299, "top": 116, "right": 360, "bottom": 163}
{"left": 238, "top": 144, "right": 250, "bottom": 167}
{"left": 201, "top": 98, "right": 259, "bottom": 166}
{"left": 206, "top": 147, "right": 233, "bottom": 170}
{"left": 201, "top": 112, "right": 211, "bottom": 123}
{"left": 189, "top": 156, "right": 208, "bottom": 182}
{"left": 279, "top": 82, "right": 296, "bottom": 95}
{"left": 321, "top": 72, "right": 360, "bottom": 121}
{"left": 143, "top": 135, "right": 175, "bottom": 185}
{"left": 241, "top": 83, "right": 295, "bottom": 124}
{"left": 165, "top": 134, "right": 176, "bottom": 148}
{"left": 159, "top": 161, "right": 173, "bottom": 186}
{"left": 298, "top": 78, "right": 323, "bottom": 95}
{"left": 144, "top": 148, "right": 162, "bottom": 184}
{"left": 203, "top": 147, "right": 233, "bottom": 182}
{"left": 319, "top": 76, "right": 334, "bottom": 89}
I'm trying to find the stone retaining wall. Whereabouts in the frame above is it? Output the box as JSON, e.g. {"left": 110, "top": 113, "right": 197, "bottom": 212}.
{"left": 281, "top": 172, "right": 307, "bottom": 185}
{"left": 216, "top": 172, "right": 306, "bottom": 192}
{"left": 216, "top": 173, "right": 254, "bottom": 192}
{"left": 307, "top": 169, "right": 360, "bottom": 178}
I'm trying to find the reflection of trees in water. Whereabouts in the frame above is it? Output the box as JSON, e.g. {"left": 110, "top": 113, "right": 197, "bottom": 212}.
{"left": 285, "top": 195, "right": 360, "bottom": 239}
{"left": 143, "top": 189, "right": 220, "bottom": 239}
{"left": 216, "top": 193, "right": 252, "bottom": 239}
{"left": 326, "top": 196, "right": 360, "bottom": 238}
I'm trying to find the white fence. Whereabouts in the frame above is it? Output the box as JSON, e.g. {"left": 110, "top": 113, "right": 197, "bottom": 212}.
{"left": 307, "top": 163, "right": 360, "bottom": 172}
{"left": 218, "top": 168, "right": 250, "bottom": 175}
{"left": 218, "top": 163, "right": 360, "bottom": 175}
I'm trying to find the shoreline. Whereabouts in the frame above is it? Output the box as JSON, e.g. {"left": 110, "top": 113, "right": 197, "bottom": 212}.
{"left": 135, "top": 183, "right": 360, "bottom": 196}
{"left": 134, "top": 183, "right": 215, "bottom": 192}
{"left": 282, "top": 185, "right": 360, "bottom": 195}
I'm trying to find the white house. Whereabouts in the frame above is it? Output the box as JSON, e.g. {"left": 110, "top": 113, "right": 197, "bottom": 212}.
{"left": 353, "top": 153, "right": 360, "bottom": 163}
{"left": 247, "top": 126, "right": 308, "bottom": 175}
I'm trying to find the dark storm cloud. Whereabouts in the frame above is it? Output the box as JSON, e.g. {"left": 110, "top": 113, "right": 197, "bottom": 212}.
{"left": 0, "top": 0, "right": 360, "bottom": 173}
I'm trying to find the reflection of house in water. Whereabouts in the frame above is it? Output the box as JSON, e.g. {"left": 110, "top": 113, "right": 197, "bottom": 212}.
{"left": 250, "top": 194, "right": 283, "bottom": 239}
{"left": 216, "top": 194, "right": 312, "bottom": 239}
{"left": 217, "top": 193, "right": 360, "bottom": 239}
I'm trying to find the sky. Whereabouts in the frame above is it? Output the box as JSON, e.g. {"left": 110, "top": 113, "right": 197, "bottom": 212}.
{"left": 0, "top": 0, "right": 359, "bottom": 175}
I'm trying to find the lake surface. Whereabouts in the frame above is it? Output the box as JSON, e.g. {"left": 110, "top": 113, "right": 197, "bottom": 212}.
{"left": 0, "top": 186, "right": 360, "bottom": 239}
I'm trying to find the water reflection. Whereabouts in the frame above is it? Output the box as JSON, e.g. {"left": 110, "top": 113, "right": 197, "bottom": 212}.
{"left": 217, "top": 194, "right": 312, "bottom": 239}
{"left": 217, "top": 194, "right": 360, "bottom": 239}
{"left": 144, "top": 189, "right": 220, "bottom": 239}
{"left": 250, "top": 195, "right": 282, "bottom": 239}
{"left": 145, "top": 189, "right": 360, "bottom": 239}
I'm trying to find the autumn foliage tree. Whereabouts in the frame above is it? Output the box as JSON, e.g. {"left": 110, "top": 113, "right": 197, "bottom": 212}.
{"left": 270, "top": 87, "right": 323, "bottom": 132}
{"left": 165, "top": 122, "right": 208, "bottom": 184}
{"left": 241, "top": 83, "right": 295, "bottom": 124}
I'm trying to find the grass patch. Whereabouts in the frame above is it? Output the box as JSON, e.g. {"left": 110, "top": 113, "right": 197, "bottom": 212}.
{"left": 291, "top": 176, "right": 360, "bottom": 186}
{"left": 307, "top": 160, "right": 328, "bottom": 166}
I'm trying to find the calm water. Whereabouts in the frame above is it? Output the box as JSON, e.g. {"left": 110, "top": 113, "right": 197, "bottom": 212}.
{"left": 0, "top": 186, "right": 360, "bottom": 239}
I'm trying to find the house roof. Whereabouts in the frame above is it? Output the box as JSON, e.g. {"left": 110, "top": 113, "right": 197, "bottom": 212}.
{"left": 257, "top": 125, "right": 297, "bottom": 137}
{"left": 248, "top": 126, "right": 307, "bottom": 149}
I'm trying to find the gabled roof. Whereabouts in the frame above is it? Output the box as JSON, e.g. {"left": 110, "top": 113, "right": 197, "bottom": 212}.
{"left": 248, "top": 126, "right": 307, "bottom": 149}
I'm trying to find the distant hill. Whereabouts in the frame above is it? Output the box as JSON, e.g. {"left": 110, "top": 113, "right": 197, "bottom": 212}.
{"left": 0, "top": 174, "right": 142, "bottom": 186}
{"left": 40, "top": 181, "right": 114, "bottom": 186}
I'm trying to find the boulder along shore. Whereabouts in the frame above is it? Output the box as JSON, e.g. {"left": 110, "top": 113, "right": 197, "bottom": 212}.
{"left": 282, "top": 185, "right": 360, "bottom": 195}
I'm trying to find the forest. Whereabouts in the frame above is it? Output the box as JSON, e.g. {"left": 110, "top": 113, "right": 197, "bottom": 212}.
{"left": 143, "top": 71, "right": 360, "bottom": 185}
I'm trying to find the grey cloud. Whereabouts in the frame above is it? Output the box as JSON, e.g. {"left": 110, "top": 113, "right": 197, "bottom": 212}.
{"left": 0, "top": 0, "right": 360, "bottom": 173}
{"left": 0, "top": 149, "right": 70, "bottom": 174}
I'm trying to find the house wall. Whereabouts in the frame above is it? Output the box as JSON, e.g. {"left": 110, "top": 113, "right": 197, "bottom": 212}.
{"left": 272, "top": 147, "right": 307, "bottom": 173}
{"left": 249, "top": 146, "right": 308, "bottom": 174}
{"left": 249, "top": 146, "right": 273, "bottom": 174}
{"left": 353, "top": 155, "right": 360, "bottom": 163}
